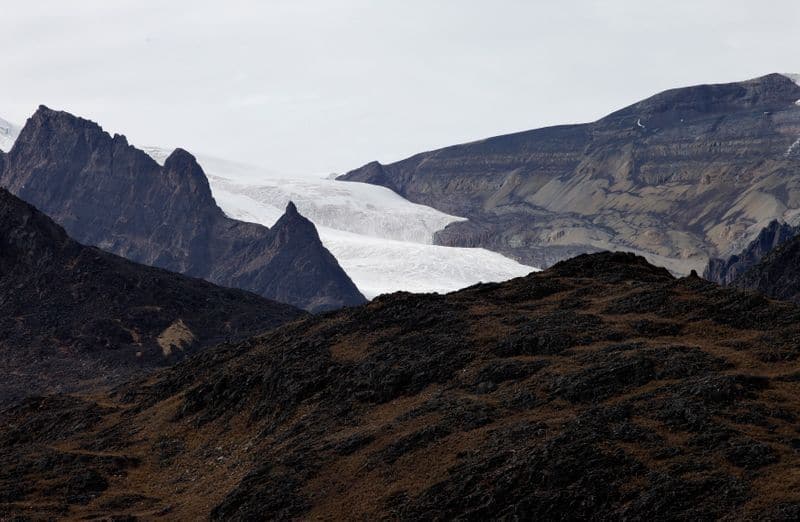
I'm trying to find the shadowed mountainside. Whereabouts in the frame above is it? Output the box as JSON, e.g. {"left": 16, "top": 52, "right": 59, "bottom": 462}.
{"left": 0, "top": 188, "right": 305, "bottom": 405}
{"left": 2, "top": 252, "right": 800, "bottom": 519}
{"left": 702, "top": 219, "right": 800, "bottom": 306}
{"left": 731, "top": 232, "right": 800, "bottom": 304}
{"left": 704, "top": 220, "right": 798, "bottom": 285}
{"left": 0, "top": 107, "right": 366, "bottom": 311}
{"left": 341, "top": 73, "right": 800, "bottom": 274}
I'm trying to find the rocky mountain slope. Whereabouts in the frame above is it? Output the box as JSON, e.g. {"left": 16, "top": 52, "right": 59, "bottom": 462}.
{"left": 704, "top": 220, "right": 798, "bottom": 285}
{"left": 730, "top": 232, "right": 800, "bottom": 304}
{"left": 0, "top": 106, "right": 365, "bottom": 311}
{"left": 340, "top": 73, "right": 800, "bottom": 274}
{"left": 3, "top": 252, "right": 800, "bottom": 519}
{"left": 702, "top": 217, "right": 800, "bottom": 306}
{"left": 0, "top": 188, "right": 304, "bottom": 405}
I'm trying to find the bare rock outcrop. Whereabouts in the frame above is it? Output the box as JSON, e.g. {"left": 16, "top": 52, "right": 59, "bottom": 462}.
{"left": 0, "top": 107, "right": 366, "bottom": 311}
{"left": 341, "top": 74, "right": 800, "bottom": 274}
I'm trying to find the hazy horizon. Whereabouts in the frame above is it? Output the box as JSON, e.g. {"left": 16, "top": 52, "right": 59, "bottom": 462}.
{"left": 2, "top": 0, "right": 798, "bottom": 174}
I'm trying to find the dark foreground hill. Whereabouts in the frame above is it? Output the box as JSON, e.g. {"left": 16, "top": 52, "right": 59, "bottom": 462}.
{"left": 2, "top": 252, "right": 800, "bottom": 519}
{"left": 0, "top": 106, "right": 365, "bottom": 312}
{"left": 341, "top": 73, "right": 800, "bottom": 274}
{"left": 0, "top": 188, "right": 304, "bottom": 405}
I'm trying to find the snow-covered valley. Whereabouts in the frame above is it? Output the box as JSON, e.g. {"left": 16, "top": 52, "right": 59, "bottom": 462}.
{"left": 142, "top": 147, "right": 537, "bottom": 298}
{"left": 216, "top": 186, "right": 536, "bottom": 298}
{"left": 2, "top": 121, "right": 536, "bottom": 299}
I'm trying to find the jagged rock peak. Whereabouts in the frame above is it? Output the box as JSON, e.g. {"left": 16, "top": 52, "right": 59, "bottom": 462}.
{"left": 29, "top": 104, "right": 105, "bottom": 134}
{"left": 26, "top": 105, "right": 142, "bottom": 148}
{"left": 164, "top": 147, "right": 199, "bottom": 169}
{"left": 271, "top": 200, "right": 319, "bottom": 238}
{"left": 0, "top": 106, "right": 366, "bottom": 312}
{"left": 12, "top": 104, "right": 156, "bottom": 171}
{"left": 276, "top": 200, "right": 309, "bottom": 224}
{"left": 163, "top": 148, "right": 210, "bottom": 182}
{"left": 704, "top": 220, "right": 798, "bottom": 285}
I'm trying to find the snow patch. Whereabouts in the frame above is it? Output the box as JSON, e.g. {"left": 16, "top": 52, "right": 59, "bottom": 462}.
{"left": 786, "top": 137, "right": 800, "bottom": 158}
{"left": 636, "top": 118, "right": 646, "bottom": 129}
{"left": 780, "top": 73, "right": 800, "bottom": 105}
{"left": 0, "top": 117, "right": 20, "bottom": 153}
{"left": 140, "top": 146, "right": 169, "bottom": 165}
{"left": 782, "top": 73, "right": 800, "bottom": 86}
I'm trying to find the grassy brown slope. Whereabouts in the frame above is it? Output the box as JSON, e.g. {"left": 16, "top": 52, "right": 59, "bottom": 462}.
{"left": 2, "top": 252, "right": 800, "bottom": 520}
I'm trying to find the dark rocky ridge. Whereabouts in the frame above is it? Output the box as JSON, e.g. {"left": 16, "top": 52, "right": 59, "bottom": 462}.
{"left": 704, "top": 220, "right": 798, "bottom": 285}
{"left": 731, "top": 232, "right": 800, "bottom": 304}
{"left": 3, "top": 252, "right": 800, "bottom": 519}
{"left": 341, "top": 73, "right": 800, "bottom": 274}
{"left": 0, "top": 187, "right": 305, "bottom": 404}
{"left": 0, "top": 106, "right": 366, "bottom": 312}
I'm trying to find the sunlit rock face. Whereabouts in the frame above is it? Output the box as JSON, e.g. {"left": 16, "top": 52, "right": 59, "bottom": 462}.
{"left": 341, "top": 74, "right": 800, "bottom": 275}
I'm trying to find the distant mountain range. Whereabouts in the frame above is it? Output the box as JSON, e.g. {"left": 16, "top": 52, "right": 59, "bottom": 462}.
{"left": 0, "top": 187, "right": 303, "bottom": 404}
{"left": 0, "top": 106, "right": 366, "bottom": 312}
{"left": 341, "top": 73, "right": 800, "bottom": 274}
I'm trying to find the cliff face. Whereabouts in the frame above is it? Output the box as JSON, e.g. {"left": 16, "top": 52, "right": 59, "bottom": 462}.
{"left": 704, "top": 220, "right": 798, "bottom": 285}
{"left": 0, "top": 106, "right": 365, "bottom": 311}
{"left": 0, "top": 188, "right": 304, "bottom": 404}
{"left": 4, "top": 252, "right": 800, "bottom": 519}
{"left": 731, "top": 233, "right": 800, "bottom": 303}
{"left": 703, "top": 215, "right": 800, "bottom": 304}
{"left": 341, "top": 74, "right": 800, "bottom": 274}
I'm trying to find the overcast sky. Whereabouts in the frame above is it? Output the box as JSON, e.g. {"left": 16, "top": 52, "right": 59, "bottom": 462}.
{"left": 1, "top": 1, "right": 798, "bottom": 174}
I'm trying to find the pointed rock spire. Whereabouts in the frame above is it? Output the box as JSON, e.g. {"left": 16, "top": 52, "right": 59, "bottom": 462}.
{"left": 0, "top": 106, "right": 366, "bottom": 311}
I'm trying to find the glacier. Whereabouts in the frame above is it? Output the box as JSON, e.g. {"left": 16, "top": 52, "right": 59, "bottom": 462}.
{"left": 143, "top": 147, "right": 537, "bottom": 298}
{"left": 3, "top": 125, "right": 536, "bottom": 298}
{"left": 213, "top": 187, "right": 537, "bottom": 298}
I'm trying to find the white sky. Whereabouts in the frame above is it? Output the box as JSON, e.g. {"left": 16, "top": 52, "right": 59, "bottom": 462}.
{"left": 1, "top": 0, "right": 798, "bottom": 174}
